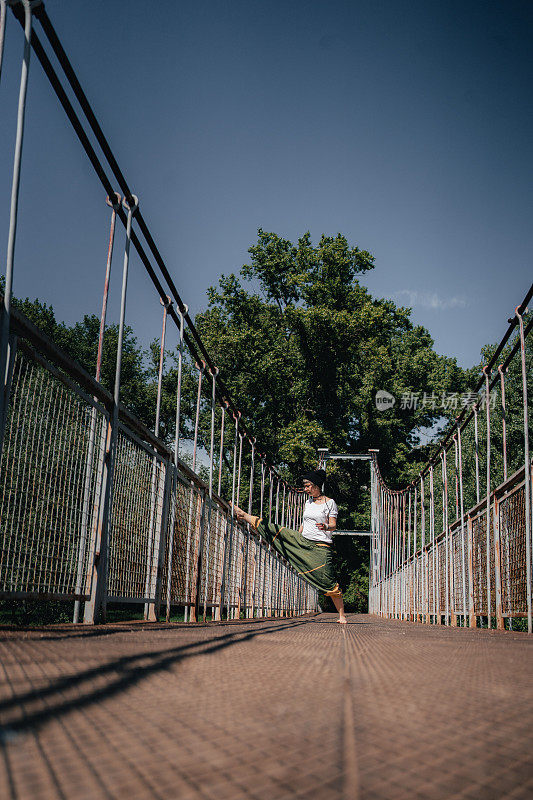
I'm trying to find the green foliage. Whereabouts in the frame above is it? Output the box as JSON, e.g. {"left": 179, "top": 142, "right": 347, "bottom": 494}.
{"left": 0, "top": 598, "right": 73, "bottom": 626}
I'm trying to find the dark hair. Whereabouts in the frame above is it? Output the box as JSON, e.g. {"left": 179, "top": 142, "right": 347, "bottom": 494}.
{"left": 302, "top": 469, "right": 327, "bottom": 489}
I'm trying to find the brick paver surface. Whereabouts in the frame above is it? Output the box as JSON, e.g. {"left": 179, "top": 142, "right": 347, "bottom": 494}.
{"left": 0, "top": 614, "right": 532, "bottom": 799}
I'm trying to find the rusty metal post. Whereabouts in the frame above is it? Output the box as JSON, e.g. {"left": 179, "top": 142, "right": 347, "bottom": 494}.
{"left": 430, "top": 465, "right": 437, "bottom": 623}
{"left": 402, "top": 492, "right": 407, "bottom": 619}
{"left": 165, "top": 304, "right": 187, "bottom": 622}
{"left": 473, "top": 405, "right": 480, "bottom": 504}
{"left": 268, "top": 468, "right": 273, "bottom": 523}
{"left": 199, "top": 367, "right": 218, "bottom": 622}
{"left": 467, "top": 513, "right": 476, "bottom": 628}
{"left": 185, "top": 361, "right": 204, "bottom": 622}
{"left": 493, "top": 494, "right": 504, "bottom": 630}
{"left": 483, "top": 366, "right": 492, "bottom": 629}
{"left": 420, "top": 476, "right": 428, "bottom": 623}
{"left": 220, "top": 410, "right": 240, "bottom": 620}
{"left": 456, "top": 424, "right": 470, "bottom": 627}
{"left": 84, "top": 195, "right": 138, "bottom": 624}
{"left": 217, "top": 403, "right": 225, "bottom": 497}
{"left": 151, "top": 456, "right": 173, "bottom": 621}
{"left": 498, "top": 365, "right": 508, "bottom": 483}
{"left": 386, "top": 491, "right": 391, "bottom": 617}
{"left": 260, "top": 458, "right": 265, "bottom": 519}
{"left": 413, "top": 484, "right": 418, "bottom": 620}
{"left": 515, "top": 307, "right": 532, "bottom": 634}
{"left": 74, "top": 193, "right": 120, "bottom": 623}
{"left": 441, "top": 449, "right": 450, "bottom": 626}
{"left": 145, "top": 296, "right": 172, "bottom": 620}
{"left": 234, "top": 432, "right": 244, "bottom": 619}
{"left": 407, "top": 489, "right": 412, "bottom": 619}
{"left": 213, "top": 401, "right": 229, "bottom": 621}
{"left": 242, "top": 436, "right": 255, "bottom": 618}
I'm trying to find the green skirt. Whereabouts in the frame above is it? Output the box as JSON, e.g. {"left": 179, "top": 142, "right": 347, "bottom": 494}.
{"left": 252, "top": 518, "right": 341, "bottom": 595}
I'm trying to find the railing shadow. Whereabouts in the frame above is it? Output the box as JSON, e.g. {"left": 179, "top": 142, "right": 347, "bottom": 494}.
{"left": 0, "top": 619, "right": 307, "bottom": 738}
{"left": 0, "top": 614, "right": 317, "bottom": 642}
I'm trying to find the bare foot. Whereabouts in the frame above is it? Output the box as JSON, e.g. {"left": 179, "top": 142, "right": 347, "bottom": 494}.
{"left": 337, "top": 616, "right": 347, "bottom": 624}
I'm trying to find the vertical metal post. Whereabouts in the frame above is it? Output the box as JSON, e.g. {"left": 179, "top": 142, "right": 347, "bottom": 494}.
{"left": 456, "top": 425, "right": 469, "bottom": 627}
{"left": 268, "top": 468, "right": 273, "bottom": 523}
{"left": 0, "top": 0, "right": 32, "bottom": 460}
{"left": 217, "top": 403, "right": 225, "bottom": 497}
{"left": 380, "top": 484, "right": 385, "bottom": 616}
{"left": 184, "top": 361, "right": 204, "bottom": 622}
{"left": 441, "top": 450, "right": 450, "bottom": 626}
{"left": 150, "top": 455, "right": 173, "bottom": 621}
{"left": 74, "top": 194, "right": 120, "bottom": 623}
{"left": 413, "top": 484, "right": 418, "bottom": 620}
{"left": 0, "top": 0, "right": 8, "bottom": 83}
{"left": 474, "top": 405, "right": 480, "bottom": 504}
{"left": 370, "top": 457, "right": 379, "bottom": 613}
{"left": 145, "top": 296, "right": 171, "bottom": 620}
{"left": 499, "top": 365, "right": 508, "bottom": 483}
{"left": 420, "top": 476, "right": 428, "bottom": 623}
{"left": 220, "top": 411, "right": 239, "bottom": 620}
{"left": 493, "top": 494, "right": 504, "bottom": 630}
{"left": 173, "top": 305, "right": 187, "bottom": 464}
{"left": 467, "top": 512, "right": 476, "bottom": 628}
{"left": 214, "top": 401, "right": 229, "bottom": 620}
{"left": 407, "top": 489, "right": 412, "bottom": 619}
{"left": 430, "top": 465, "right": 437, "bottom": 623}
{"left": 235, "top": 431, "right": 244, "bottom": 618}
{"left": 244, "top": 438, "right": 256, "bottom": 618}
{"left": 165, "top": 304, "right": 187, "bottom": 622}
{"left": 84, "top": 195, "right": 138, "bottom": 623}
{"left": 395, "top": 493, "right": 400, "bottom": 617}
{"left": 515, "top": 307, "right": 532, "bottom": 634}
{"left": 199, "top": 367, "right": 218, "bottom": 621}
{"left": 483, "top": 366, "right": 492, "bottom": 629}
{"left": 1, "top": 332, "right": 17, "bottom": 433}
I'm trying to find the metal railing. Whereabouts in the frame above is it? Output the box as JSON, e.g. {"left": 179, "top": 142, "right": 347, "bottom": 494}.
{"left": 0, "top": 302, "right": 318, "bottom": 621}
{"left": 369, "top": 286, "right": 533, "bottom": 632}
{"left": 0, "top": 1, "right": 318, "bottom": 623}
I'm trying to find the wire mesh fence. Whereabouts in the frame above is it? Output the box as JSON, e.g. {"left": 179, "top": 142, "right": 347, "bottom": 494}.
{"left": 0, "top": 342, "right": 106, "bottom": 600}
{"left": 0, "top": 310, "right": 319, "bottom": 622}
{"left": 369, "top": 287, "right": 532, "bottom": 632}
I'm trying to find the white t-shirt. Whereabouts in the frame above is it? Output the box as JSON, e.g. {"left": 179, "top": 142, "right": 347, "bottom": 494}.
{"left": 301, "top": 498, "right": 338, "bottom": 544}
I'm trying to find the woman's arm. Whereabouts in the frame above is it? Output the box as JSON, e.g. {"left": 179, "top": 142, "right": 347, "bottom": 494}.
{"left": 315, "top": 516, "right": 337, "bottom": 533}
{"left": 298, "top": 524, "right": 303, "bottom": 533}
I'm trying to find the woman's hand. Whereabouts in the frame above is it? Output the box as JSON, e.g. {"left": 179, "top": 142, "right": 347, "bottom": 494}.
{"left": 315, "top": 522, "right": 327, "bottom": 531}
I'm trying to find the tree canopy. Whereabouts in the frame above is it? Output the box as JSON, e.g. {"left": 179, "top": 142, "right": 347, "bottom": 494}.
{"left": 194, "top": 229, "right": 470, "bottom": 483}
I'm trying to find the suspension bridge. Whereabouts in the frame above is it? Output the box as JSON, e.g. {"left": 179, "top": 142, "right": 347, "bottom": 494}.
{"left": 1, "top": 2, "right": 532, "bottom": 798}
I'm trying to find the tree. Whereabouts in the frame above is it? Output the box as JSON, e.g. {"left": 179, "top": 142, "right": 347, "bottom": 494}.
{"left": 191, "top": 229, "right": 472, "bottom": 609}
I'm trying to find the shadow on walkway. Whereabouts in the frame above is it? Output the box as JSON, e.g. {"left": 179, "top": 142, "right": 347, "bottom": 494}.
{"left": 0, "top": 619, "right": 307, "bottom": 738}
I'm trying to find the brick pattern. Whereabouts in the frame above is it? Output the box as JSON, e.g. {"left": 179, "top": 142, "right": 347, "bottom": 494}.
{"left": 0, "top": 615, "right": 532, "bottom": 799}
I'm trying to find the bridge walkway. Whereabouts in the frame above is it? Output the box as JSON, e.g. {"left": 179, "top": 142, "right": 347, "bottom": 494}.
{"left": 0, "top": 615, "right": 531, "bottom": 799}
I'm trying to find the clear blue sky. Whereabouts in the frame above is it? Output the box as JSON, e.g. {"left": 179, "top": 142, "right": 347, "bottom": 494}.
{"left": 1, "top": 0, "right": 532, "bottom": 368}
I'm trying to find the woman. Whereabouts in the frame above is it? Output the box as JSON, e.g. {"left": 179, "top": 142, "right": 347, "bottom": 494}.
{"left": 233, "top": 468, "right": 347, "bottom": 623}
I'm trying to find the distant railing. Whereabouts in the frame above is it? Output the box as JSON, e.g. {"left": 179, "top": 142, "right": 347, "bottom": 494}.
{"left": 369, "top": 287, "right": 533, "bottom": 632}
